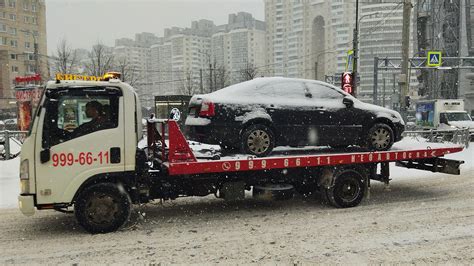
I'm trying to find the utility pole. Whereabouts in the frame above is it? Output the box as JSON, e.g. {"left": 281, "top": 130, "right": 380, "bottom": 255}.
{"left": 399, "top": 0, "right": 412, "bottom": 116}
{"left": 314, "top": 62, "right": 318, "bottom": 80}
{"left": 209, "top": 63, "right": 213, "bottom": 92}
{"left": 199, "top": 69, "right": 203, "bottom": 94}
{"left": 33, "top": 36, "right": 39, "bottom": 75}
{"left": 382, "top": 77, "right": 386, "bottom": 107}
{"left": 352, "top": 0, "right": 359, "bottom": 94}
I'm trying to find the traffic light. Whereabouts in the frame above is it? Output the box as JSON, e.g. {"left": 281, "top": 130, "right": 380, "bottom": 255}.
{"left": 341, "top": 72, "right": 355, "bottom": 95}
{"left": 405, "top": 96, "right": 411, "bottom": 108}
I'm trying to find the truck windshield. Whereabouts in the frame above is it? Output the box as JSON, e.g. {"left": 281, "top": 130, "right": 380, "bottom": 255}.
{"left": 445, "top": 112, "right": 471, "bottom": 122}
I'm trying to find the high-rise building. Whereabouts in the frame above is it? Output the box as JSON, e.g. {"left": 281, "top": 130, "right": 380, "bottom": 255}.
{"left": 358, "top": 0, "right": 418, "bottom": 106}
{"left": 211, "top": 12, "right": 266, "bottom": 84}
{"left": 264, "top": 0, "right": 354, "bottom": 80}
{"left": 149, "top": 13, "right": 265, "bottom": 96}
{"left": 113, "top": 45, "right": 153, "bottom": 106}
{"left": 264, "top": 0, "right": 308, "bottom": 78}
{"left": 0, "top": 0, "right": 47, "bottom": 113}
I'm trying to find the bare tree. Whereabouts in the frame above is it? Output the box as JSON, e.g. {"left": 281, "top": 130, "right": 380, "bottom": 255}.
{"left": 114, "top": 57, "right": 140, "bottom": 87}
{"left": 240, "top": 62, "right": 259, "bottom": 81}
{"left": 180, "top": 70, "right": 197, "bottom": 95}
{"left": 51, "top": 38, "right": 77, "bottom": 74}
{"left": 213, "top": 65, "right": 229, "bottom": 91}
{"left": 85, "top": 42, "right": 114, "bottom": 76}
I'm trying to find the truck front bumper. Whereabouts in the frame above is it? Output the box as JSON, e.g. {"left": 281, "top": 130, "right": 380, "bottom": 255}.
{"left": 18, "top": 195, "right": 35, "bottom": 216}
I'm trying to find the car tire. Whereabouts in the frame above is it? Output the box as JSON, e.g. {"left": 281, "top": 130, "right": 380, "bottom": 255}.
{"left": 324, "top": 169, "right": 366, "bottom": 208}
{"left": 75, "top": 183, "right": 131, "bottom": 234}
{"left": 240, "top": 124, "right": 275, "bottom": 157}
{"left": 366, "top": 123, "right": 394, "bottom": 151}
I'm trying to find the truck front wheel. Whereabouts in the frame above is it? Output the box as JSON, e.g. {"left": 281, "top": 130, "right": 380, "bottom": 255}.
{"left": 75, "top": 183, "right": 131, "bottom": 234}
{"left": 324, "top": 169, "right": 366, "bottom": 208}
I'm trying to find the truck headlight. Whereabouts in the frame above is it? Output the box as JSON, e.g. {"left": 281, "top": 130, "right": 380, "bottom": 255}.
{"left": 20, "top": 159, "right": 29, "bottom": 194}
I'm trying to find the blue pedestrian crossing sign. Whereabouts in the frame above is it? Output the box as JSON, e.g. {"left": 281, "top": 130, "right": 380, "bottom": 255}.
{"left": 427, "top": 51, "right": 442, "bottom": 67}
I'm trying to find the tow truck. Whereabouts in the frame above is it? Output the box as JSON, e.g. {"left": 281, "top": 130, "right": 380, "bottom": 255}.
{"left": 18, "top": 74, "right": 465, "bottom": 233}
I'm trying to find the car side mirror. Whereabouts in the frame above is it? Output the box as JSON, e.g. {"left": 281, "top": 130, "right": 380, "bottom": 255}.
{"left": 343, "top": 97, "right": 354, "bottom": 108}
{"left": 40, "top": 149, "right": 50, "bottom": 164}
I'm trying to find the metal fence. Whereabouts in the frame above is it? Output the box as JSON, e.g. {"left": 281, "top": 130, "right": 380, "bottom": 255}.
{"left": 402, "top": 128, "right": 470, "bottom": 148}
{"left": 0, "top": 130, "right": 28, "bottom": 160}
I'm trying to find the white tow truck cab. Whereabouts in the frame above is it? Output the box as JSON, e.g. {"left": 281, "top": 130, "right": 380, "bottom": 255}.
{"left": 19, "top": 73, "right": 142, "bottom": 217}
{"left": 18, "top": 74, "right": 465, "bottom": 234}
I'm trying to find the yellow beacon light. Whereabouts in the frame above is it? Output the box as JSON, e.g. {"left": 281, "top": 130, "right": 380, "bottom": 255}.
{"left": 102, "top": 72, "right": 122, "bottom": 81}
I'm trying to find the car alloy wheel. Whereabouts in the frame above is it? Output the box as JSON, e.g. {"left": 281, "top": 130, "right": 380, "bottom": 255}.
{"left": 241, "top": 124, "right": 275, "bottom": 157}
{"left": 367, "top": 123, "right": 394, "bottom": 151}
{"left": 248, "top": 129, "right": 271, "bottom": 154}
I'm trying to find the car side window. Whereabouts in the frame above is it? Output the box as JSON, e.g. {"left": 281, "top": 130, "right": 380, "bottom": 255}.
{"left": 259, "top": 82, "right": 305, "bottom": 99}
{"left": 42, "top": 90, "right": 119, "bottom": 148}
{"left": 305, "top": 82, "right": 344, "bottom": 99}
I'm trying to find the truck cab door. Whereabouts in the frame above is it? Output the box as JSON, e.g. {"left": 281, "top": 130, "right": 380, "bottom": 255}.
{"left": 34, "top": 87, "right": 125, "bottom": 205}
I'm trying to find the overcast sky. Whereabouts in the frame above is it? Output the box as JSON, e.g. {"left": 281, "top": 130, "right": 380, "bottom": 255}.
{"left": 46, "top": 0, "right": 265, "bottom": 55}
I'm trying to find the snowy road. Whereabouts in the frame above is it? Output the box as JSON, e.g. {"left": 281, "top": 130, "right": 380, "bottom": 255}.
{"left": 0, "top": 141, "right": 472, "bottom": 264}
{"left": 0, "top": 163, "right": 473, "bottom": 263}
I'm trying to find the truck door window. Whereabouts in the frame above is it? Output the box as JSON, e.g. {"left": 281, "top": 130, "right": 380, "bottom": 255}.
{"left": 440, "top": 113, "right": 448, "bottom": 124}
{"left": 42, "top": 89, "right": 120, "bottom": 147}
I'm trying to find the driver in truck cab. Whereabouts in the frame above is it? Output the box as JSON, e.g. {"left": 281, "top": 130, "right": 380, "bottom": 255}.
{"left": 72, "top": 101, "right": 108, "bottom": 137}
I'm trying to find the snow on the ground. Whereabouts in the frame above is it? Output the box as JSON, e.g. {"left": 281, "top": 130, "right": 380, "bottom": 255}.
{"left": 0, "top": 138, "right": 472, "bottom": 209}
{"left": 0, "top": 157, "right": 20, "bottom": 209}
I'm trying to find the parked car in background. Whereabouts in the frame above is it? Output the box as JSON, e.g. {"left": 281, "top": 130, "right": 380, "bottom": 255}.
{"left": 185, "top": 77, "right": 405, "bottom": 156}
{"left": 4, "top": 119, "right": 18, "bottom": 131}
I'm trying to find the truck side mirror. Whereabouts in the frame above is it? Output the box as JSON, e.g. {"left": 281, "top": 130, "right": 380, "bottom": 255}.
{"left": 40, "top": 149, "right": 50, "bottom": 163}
{"left": 343, "top": 97, "right": 354, "bottom": 108}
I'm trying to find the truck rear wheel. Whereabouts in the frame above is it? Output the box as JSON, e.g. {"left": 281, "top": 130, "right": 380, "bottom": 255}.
{"left": 75, "top": 183, "right": 131, "bottom": 234}
{"left": 324, "top": 169, "right": 365, "bottom": 208}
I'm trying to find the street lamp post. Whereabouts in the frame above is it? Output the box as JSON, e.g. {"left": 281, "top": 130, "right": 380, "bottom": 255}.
{"left": 315, "top": 50, "right": 337, "bottom": 80}
{"left": 352, "top": 0, "right": 359, "bottom": 93}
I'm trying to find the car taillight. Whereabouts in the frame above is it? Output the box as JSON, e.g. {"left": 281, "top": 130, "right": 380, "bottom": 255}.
{"left": 199, "top": 101, "right": 215, "bottom": 117}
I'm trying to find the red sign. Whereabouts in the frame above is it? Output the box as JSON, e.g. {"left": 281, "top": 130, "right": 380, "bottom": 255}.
{"left": 15, "top": 87, "right": 43, "bottom": 104}
{"left": 15, "top": 74, "right": 41, "bottom": 83}
{"left": 14, "top": 86, "right": 44, "bottom": 131}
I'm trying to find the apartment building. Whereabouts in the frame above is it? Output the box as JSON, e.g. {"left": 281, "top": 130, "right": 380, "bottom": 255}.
{"left": 0, "top": 0, "right": 47, "bottom": 113}
{"left": 264, "top": 0, "right": 354, "bottom": 80}
{"left": 358, "top": 0, "right": 417, "bottom": 106}
{"left": 149, "top": 13, "right": 265, "bottom": 96}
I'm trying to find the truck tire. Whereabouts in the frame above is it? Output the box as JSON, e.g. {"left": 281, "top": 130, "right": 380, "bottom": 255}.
{"left": 75, "top": 183, "right": 131, "bottom": 234}
{"left": 366, "top": 123, "right": 394, "bottom": 151}
{"left": 324, "top": 169, "right": 365, "bottom": 208}
{"left": 240, "top": 124, "right": 275, "bottom": 157}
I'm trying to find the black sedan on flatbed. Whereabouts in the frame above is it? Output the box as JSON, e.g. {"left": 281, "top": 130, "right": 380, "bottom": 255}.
{"left": 185, "top": 77, "right": 404, "bottom": 157}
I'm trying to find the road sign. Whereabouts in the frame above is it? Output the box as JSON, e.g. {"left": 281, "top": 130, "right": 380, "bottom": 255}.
{"left": 346, "top": 50, "right": 354, "bottom": 72}
{"left": 427, "top": 51, "right": 442, "bottom": 67}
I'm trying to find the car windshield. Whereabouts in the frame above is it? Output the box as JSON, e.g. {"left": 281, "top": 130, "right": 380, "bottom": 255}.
{"left": 445, "top": 112, "right": 471, "bottom": 121}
